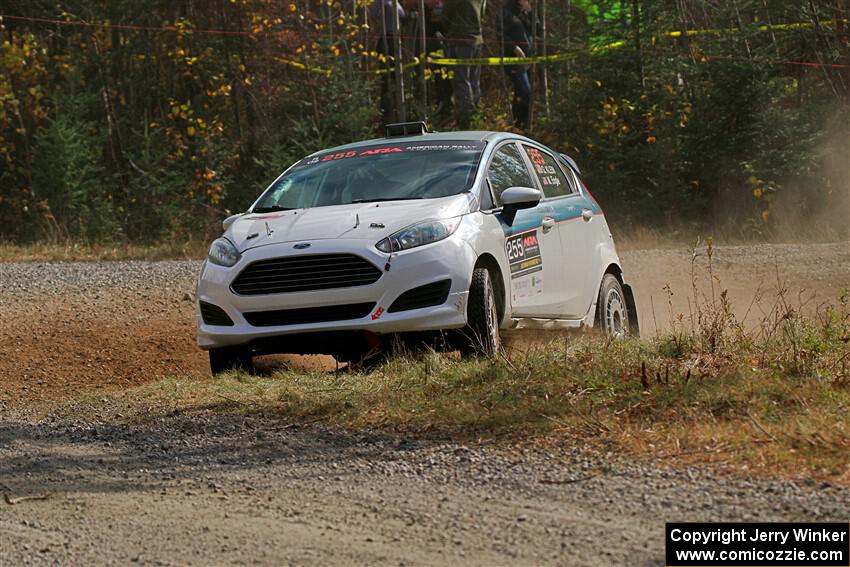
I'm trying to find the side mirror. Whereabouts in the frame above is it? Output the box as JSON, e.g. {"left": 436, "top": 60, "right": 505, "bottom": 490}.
{"left": 222, "top": 213, "right": 242, "bottom": 231}
{"left": 500, "top": 187, "right": 542, "bottom": 225}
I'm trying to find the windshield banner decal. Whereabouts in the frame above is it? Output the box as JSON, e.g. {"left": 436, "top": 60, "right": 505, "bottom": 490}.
{"left": 299, "top": 141, "right": 485, "bottom": 168}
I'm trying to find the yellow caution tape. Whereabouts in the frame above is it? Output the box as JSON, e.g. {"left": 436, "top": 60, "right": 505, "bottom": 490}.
{"left": 427, "top": 38, "right": 631, "bottom": 66}
{"left": 276, "top": 54, "right": 426, "bottom": 76}
{"left": 429, "top": 51, "right": 582, "bottom": 66}
{"left": 276, "top": 20, "right": 844, "bottom": 73}
{"left": 370, "top": 57, "right": 426, "bottom": 75}
{"left": 664, "top": 21, "right": 819, "bottom": 39}
{"left": 275, "top": 56, "right": 333, "bottom": 76}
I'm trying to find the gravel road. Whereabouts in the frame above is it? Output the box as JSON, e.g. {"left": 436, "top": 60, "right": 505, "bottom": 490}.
{"left": 1, "top": 242, "right": 848, "bottom": 566}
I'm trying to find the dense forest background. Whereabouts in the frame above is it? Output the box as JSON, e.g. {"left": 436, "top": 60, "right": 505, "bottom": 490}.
{"left": 1, "top": 0, "right": 848, "bottom": 244}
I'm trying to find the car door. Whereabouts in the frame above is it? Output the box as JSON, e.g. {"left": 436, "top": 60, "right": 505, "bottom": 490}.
{"left": 486, "top": 141, "right": 566, "bottom": 317}
{"left": 520, "top": 144, "right": 598, "bottom": 318}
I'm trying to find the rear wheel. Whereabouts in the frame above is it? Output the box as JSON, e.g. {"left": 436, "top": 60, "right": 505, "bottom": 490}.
{"left": 596, "top": 274, "right": 629, "bottom": 339}
{"left": 209, "top": 346, "right": 254, "bottom": 376}
{"left": 459, "top": 268, "right": 501, "bottom": 356}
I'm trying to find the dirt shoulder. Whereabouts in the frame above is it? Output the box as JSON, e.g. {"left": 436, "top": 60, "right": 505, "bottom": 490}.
{"left": 622, "top": 241, "right": 850, "bottom": 335}
{"left": 0, "top": 261, "right": 207, "bottom": 409}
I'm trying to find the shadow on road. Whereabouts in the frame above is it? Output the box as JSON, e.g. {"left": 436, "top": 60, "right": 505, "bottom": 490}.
{"left": 0, "top": 411, "right": 427, "bottom": 497}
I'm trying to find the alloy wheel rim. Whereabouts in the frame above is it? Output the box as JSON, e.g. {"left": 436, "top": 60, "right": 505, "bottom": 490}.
{"left": 485, "top": 278, "right": 500, "bottom": 352}
{"left": 605, "top": 289, "right": 627, "bottom": 339}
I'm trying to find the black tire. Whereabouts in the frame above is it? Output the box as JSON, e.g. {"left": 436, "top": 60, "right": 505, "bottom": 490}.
{"left": 459, "top": 268, "right": 501, "bottom": 356}
{"left": 209, "top": 345, "right": 254, "bottom": 376}
{"left": 596, "top": 274, "right": 629, "bottom": 339}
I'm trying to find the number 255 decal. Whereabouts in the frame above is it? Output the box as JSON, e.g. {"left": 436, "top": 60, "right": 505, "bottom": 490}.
{"left": 505, "top": 229, "right": 543, "bottom": 279}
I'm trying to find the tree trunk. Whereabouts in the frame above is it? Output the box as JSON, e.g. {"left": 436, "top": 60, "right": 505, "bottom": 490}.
{"left": 631, "top": 0, "right": 643, "bottom": 92}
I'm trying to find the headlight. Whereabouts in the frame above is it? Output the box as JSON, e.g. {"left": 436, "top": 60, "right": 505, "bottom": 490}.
{"left": 376, "top": 217, "right": 461, "bottom": 253}
{"left": 208, "top": 237, "right": 241, "bottom": 267}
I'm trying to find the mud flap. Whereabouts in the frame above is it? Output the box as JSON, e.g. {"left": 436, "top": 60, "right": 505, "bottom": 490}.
{"left": 622, "top": 283, "right": 640, "bottom": 337}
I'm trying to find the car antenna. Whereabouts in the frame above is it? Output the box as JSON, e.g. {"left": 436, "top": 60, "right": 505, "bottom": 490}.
{"left": 353, "top": 213, "right": 360, "bottom": 229}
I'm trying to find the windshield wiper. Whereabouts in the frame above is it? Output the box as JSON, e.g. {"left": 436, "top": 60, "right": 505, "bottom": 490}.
{"left": 252, "top": 205, "right": 294, "bottom": 213}
{"left": 351, "top": 197, "right": 420, "bottom": 204}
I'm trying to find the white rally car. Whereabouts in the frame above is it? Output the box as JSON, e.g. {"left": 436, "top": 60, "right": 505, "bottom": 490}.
{"left": 197, "top": 123, "right": 638, "bottom": 374}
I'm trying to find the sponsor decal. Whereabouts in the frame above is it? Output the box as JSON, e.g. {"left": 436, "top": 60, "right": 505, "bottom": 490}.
{"left": 371, "top": 306, "right": 385, "bottom": 320}
{"left": 358, "top": 147, "right": 403, "bottom": 156}
{"left": 404, "top": 144, "right": 481, "bottom": 151}
{"left": 297, "top": 141, "right": 486, "bottom": 168}
{"left": 322, "top": 150, "right": 360, "bottom": 161}
{"left": 505, "top": 229, "right": 543, "bottom": 279}
{"left": 527, "top": 147, "right": 547, "bottom": 166}
{"left": 511, "top": 273, "right": 544, "bottom": 302}
{"left": 526, "top": 147, "right": 563, "bottom": 189}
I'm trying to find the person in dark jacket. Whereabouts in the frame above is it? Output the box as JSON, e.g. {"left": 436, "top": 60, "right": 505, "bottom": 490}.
{"left": 402, "top": 0, "right": 453, "bottom": 117}
{"left": 498, "top": 0, "right": 538, "bottom": 128}
{"left": 443, "top": 0, "right": 486, "bottom": 128}
{"left": 424, "top": 0, "right": 454, "bottom": 117}
{"left": 370, "top": 0, "right": 407, "bottom": 122}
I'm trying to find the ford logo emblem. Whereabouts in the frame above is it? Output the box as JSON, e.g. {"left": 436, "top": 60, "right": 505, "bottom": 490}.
{"left": 293, "top": 243, "right": 311, "bottom": 250}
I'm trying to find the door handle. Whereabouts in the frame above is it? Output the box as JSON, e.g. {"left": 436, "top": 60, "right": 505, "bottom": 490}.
{"left": 541, "top": 216, "right": 556, "bottom": 233}
{"left": 581, "top": 208, "right": 594, "bottom": 222}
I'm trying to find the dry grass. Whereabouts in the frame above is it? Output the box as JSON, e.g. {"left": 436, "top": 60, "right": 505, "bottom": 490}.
{"left": 612, "top": 226, "right": 689, "bottom": 251}
{"left": 612, "top": 224, "right": 848, "bottom": 252}
{"left": 0, "top": 241, "right": 208, "bottom": 262}
{"left": 121, "top": 289, "right": 850, "bottom": 480}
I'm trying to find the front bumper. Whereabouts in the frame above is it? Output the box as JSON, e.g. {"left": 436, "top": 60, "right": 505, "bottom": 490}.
{"left": 196, "top": 236, "right": 476, "bottom": 349}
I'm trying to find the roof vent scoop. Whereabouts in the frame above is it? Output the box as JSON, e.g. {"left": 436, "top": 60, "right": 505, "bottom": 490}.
{"left": 385, "top": 121, "right": 429, "bottom": 137}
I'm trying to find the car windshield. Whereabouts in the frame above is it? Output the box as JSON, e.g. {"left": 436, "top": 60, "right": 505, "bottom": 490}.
{"left": 253, "top": 141, "right": 485, "bottom": 211}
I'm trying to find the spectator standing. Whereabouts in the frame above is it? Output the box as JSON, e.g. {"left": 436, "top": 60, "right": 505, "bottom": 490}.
{"left": 425, "top": 1, "right": 453, "bottom": 117}
{"left": 403, "top": 0, "right": 453, "bottom": 117}
{"left": 443, "top": 0, "right": 486, "bottom": 129}
{"left": 498, "top": 0, "right": 538, "bottom": 128}
{"left": 370, "top": 0, "right": 407, "bottom": 122}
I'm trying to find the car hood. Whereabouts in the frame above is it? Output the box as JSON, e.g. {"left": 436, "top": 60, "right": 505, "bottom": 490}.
{"left": 227, "top": 194, "right": 474, "bottom": 252}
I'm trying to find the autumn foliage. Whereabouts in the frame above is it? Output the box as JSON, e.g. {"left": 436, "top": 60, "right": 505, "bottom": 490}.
{"left": 0, "top": 1, "right": 847, "bottom": 244}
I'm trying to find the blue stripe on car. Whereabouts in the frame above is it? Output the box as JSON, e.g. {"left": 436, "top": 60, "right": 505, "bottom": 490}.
{"left": 503, "top": 194, "right": 601, "bottom": 236}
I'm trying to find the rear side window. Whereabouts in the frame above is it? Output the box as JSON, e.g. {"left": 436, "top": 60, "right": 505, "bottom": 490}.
{"left": 563, "top": 166, "right": 582, "bottom": 194}
{"left": 522, "top": 145, "right": 572, "bottom": 198}
{"left": 487, "top": 143, "right": 535, "bottom": 205}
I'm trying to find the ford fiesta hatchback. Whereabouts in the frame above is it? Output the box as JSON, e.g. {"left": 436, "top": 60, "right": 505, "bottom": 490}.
{"left": 197, "top": 122, "right": 638, "bottom": 374}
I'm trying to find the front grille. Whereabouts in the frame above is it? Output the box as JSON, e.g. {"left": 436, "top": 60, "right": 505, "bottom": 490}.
{"left": 388, "top": 280, "right": 452, "bottom": 313}
{"left": 243, "top": 302, "right": 376, "bottom": 327}
{"left": 199, "top": 301, "right": 235, "bottom": 326}
{"left": 231, "top": 254, "right": 383, "bottom": 296}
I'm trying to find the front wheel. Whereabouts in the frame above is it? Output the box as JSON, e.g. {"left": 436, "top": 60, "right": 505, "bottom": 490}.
{"left": 209, "top": 345, "right": 254, "bottom": 376}
{"left": 596, "top": 274, "right": 629, "bottom": 339}
{"left": 459, "top": 268, "right": 501, "bottom": 356}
